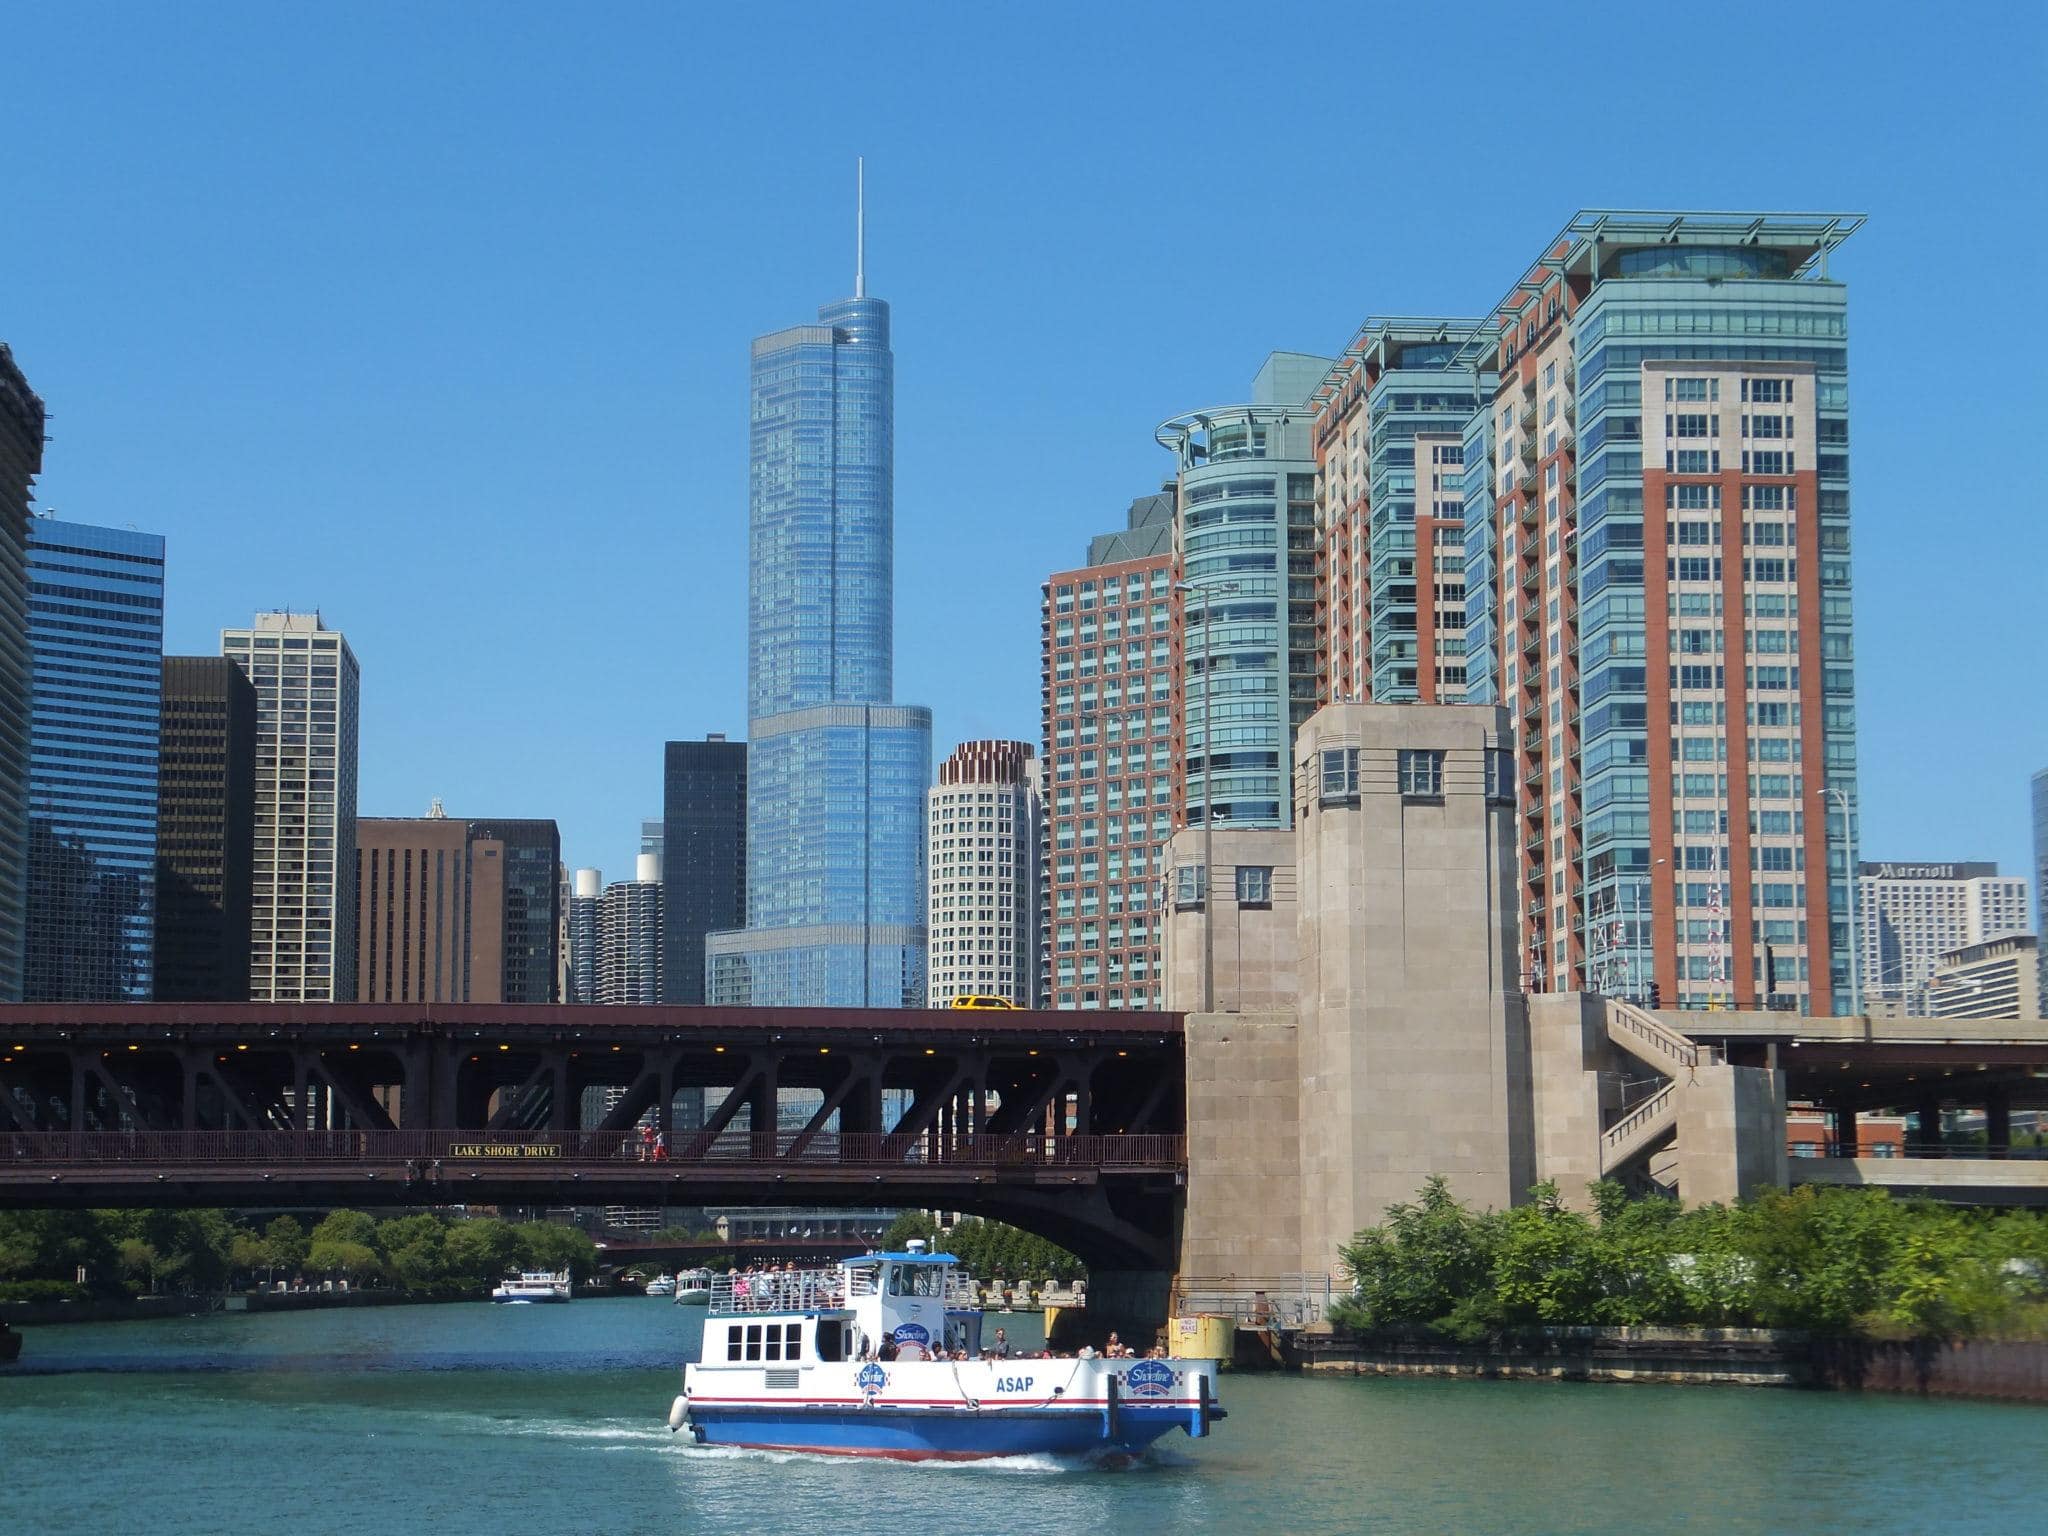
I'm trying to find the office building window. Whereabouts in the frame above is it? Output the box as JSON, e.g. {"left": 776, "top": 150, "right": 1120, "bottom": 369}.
{"left": 1235, "top": 866, "right": 1272, "bottom": 907}
{"left": 1319, "top": 747, "right": 1360, "bottom": 805}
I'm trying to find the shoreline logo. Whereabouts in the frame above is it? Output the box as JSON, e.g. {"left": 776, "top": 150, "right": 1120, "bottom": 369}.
{"left": 1125, "top": 1359, "right": 1175, "bottom": 1399}
{"left": 891, "top": 1323, "right": 930, "bottom": 1349}
{"left": 856, "top": 1363, "right": 888, "bottom": 1394}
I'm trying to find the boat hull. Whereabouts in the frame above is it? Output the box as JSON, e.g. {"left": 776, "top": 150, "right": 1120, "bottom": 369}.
{"left": 682, "top": 1403, "right": 1198, "bottom": 1460}
{"left": 678, "top": 1356, "right": 1220, "bottom": 1462}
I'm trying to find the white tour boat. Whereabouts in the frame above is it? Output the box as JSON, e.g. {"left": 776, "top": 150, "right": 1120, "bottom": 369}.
{"left": 490, "top": 1269, "right": 572, "bottom": 1304}
{"left": 643, "top": 1273, "right": 678, "bottom": 1298}
{"left": 673, "top": 1268, "right": 713, "bottom": 1307}
{"left": 668, "top": 1241, "right": 1223, "bottom": 1460}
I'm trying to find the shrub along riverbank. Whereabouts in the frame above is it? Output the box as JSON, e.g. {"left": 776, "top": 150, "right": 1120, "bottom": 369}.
{"left": 0, "top": 1208, "right": 596, "bottom": 1303}
{"left": 1335, "top": 1178, "right": 2048, "bottom": 1343}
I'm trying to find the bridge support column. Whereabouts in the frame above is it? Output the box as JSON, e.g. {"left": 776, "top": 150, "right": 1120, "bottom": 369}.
{"left": 1831, "top": 1097, "right": 1859, "bottom": 1159}
{"left": 1916, "top": 1094, "right": 1943, "bottom": 1154}
{"left": 1986, "top": 1090, "right": 2011, "bottom": 1159}
{"left": 182, "top": 1055, "right": 202, "bottom": 1131}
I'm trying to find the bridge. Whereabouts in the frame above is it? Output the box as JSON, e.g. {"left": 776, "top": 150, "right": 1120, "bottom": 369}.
{"left": 1534, "top": 998, "right": 2048, "bottom": 1206}
{"left": 0, "top": 1002, "right": 1188, "bottom": 1269}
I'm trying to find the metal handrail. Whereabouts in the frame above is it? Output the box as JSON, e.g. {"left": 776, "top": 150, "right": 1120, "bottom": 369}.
{"left": 1602, "top": 1082, "right": 1677, "bottom": 1150}
{"left": 0, "top": 1129, "right": 1188, "bottom": 1170}
{"left": 1607, "top": 1001, "right": 1700, "bottom": 1071}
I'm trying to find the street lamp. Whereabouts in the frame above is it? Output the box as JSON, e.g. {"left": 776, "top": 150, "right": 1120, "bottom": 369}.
{"left": 1175, "top": 578, "right": 1240, "bottom": 1014}
{"left": 1824, "top": 786, "right": 1861, "bottom": 1016}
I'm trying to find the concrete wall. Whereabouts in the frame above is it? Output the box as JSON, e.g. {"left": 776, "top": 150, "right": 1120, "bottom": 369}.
{"left": 1161, "top": 826, "right": 1298, "bottom": 1015}
{"left": 1179, "top": 1011, "right": 1301, "bottom": 1277}
{"left": 1674, "top": 1064, "right": 1788, "bottom": 1206}
{"left": 1293, "top": 703, "right": 1529, "bottom": 1275}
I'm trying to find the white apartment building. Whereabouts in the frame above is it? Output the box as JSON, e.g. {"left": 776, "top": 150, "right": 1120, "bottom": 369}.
{"left": 1858, "top": 861, "right": 2031, "bottom": 1016}
{"left": 926, "top": 740, "right": 1040, "bottom": 1006}
{"left": 598, "top": 853, "right": 662, "bottom": 1005}
{"left": 1929, "top": 935, "right": 2040, "bottom": 1022}
{"left": 222, "top": 612, "right": 360, "bottom": 1002}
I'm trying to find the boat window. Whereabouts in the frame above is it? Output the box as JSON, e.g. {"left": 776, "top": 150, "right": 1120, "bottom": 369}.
{"left": 725, "top": 1326, "right": 743, "bottom": 1362}
{"left": 745, "top": 1324, "right": 763, "bottom": 1362}
{"left": 816, "top": 1321, "right": 844, "bottom": 1363}
{"left": 764, "top": 1327, "right": 781, "bottom": 1362}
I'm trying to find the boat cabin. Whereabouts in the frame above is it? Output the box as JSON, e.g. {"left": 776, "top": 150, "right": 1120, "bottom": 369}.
{"left": 703, "top": 1239, "right": 980, "bottom": 1365}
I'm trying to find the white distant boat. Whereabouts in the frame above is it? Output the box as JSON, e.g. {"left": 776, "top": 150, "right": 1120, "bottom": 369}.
{"left": 491, "top": 1269, "right": 572, "bottom": 1304}
{"left": 644, "top": 1273, "right": 678, "bottom": 1298}
{"left": 673, "top": 1268, "right": 713, "bottom": 1307}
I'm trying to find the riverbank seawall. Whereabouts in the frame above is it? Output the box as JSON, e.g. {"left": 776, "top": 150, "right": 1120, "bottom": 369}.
{"left": 1296, "top": 1327, "right": 2048, "bottom": 1403}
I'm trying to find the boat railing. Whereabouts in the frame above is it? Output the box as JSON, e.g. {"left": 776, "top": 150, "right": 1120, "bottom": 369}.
{"left": 712, "top": 1268, "right": 851, "bottom": 1313}
{"left": 710, "top": 1265, "right": 981, "bottom": 1313}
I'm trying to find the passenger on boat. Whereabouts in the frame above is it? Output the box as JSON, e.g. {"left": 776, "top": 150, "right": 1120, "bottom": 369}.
{"left": 878, "top": 1337, "right": 898, "bottom": 1362}
{"left": 989, "top": 1327, "right": 1010, "bottom": 1358}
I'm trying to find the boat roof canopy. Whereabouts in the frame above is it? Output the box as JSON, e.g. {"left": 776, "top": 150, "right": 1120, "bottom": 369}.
{"left": 845, "top": 1251, "right": 961, "bottom": 1265}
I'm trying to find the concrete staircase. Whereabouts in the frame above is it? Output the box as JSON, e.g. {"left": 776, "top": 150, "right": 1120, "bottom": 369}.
{"left": 1600, "top": 1081, "right": 1679, "bottom": 1175}
{"left": 1604, "top": 1000, "right": 1700, "bottom": 1075}
{"left": 1595, "top": 1002, "right": 1700, "bottom": 1178}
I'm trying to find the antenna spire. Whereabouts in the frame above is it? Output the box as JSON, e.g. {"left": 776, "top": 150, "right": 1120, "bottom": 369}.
{"left": 855, "top": 156, "right": 865, "bottom": 298}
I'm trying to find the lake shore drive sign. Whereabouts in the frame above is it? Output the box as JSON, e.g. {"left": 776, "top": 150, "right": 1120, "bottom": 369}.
{"left": 448, "top": 1143, "right": 564, "bottom": 1159}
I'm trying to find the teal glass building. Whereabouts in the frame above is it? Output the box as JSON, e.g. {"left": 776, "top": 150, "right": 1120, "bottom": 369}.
{"left": 24, "top": 517, "right": 165, "bottom": 1001}
{"left": 706, "top": 267, "right": 931, "bottom": 1008}
{"left": 1157, "top": 353, "right": 1332, "bottom": 830}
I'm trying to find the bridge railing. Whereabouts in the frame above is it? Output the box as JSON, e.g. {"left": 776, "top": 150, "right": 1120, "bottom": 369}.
{"left": 0, "top": 1128, "right": 1187, "bottom": 1171}
{"left": 1170, "top": 1273, "right": 1335, "bottom": 1329}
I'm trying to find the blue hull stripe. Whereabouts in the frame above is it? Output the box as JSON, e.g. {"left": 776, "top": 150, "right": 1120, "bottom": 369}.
{"left": 687, "top": 1404, "right": 1193, "bottom": 1459}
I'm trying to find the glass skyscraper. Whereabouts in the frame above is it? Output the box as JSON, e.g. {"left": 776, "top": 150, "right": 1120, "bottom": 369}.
{"left": 706, "top": 224, "right": 932, "bottom": 1007}
{"left": 24, "top": 518, "right": 165, "bottom": 1001}
{"left": 1157, "top": 353, "right": 1332, "bottom": 831}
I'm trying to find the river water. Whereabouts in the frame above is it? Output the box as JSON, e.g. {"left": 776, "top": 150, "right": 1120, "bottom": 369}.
{"left": 3, "top": 1298, "right": 2042, "bottom": 1534}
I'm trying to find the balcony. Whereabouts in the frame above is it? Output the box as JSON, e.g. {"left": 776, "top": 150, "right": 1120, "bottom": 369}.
{"left": 1519, "top": 401, "right": 1538, "bottom": 433}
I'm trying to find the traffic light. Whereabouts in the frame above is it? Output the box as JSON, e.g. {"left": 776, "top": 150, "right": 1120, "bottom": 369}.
{"left": 1647, "top": 981, "right": 1662, "bottom": 1010}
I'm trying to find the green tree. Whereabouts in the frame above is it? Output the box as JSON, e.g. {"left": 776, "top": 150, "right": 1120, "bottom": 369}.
{"left": 881, "top": 1211, "right": 940, "bottom": 1250}
{"left": 308, "top": 1210, "right": 380, "bottom": 1253}
{"left": 1491, "top": 1183, "right": 1601, "bottom": 1326}
{"left": 514, "top": 1221, "right": 596, "bottom": 1280}
{"left": 1334, "top": 1175, "right": 1504, "bottom": 1340}
{"left": 441, "top": 1218, "right": 519, "bottom": 1292}
{"left": 265, "top": 1216, "right": 309, "bottom": 1278}
{"left": 305, "top": 1239, "right": 380, "bottom": 1281}
{"left": 377, "top": 1214, "right": 449, "bottom": 1294}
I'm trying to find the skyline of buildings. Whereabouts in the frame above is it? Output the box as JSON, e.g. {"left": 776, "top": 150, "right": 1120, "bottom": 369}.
{"left": 23, "top": 517, "right": 163, "bottom": 1001}
{"left": 706, "top": 212, "right": 933, "bottom": 1010}
{"left": 0, "top": 203, "right": 2041, "bottom": 1020}
{"left": 1857, "top": 861, "right": 2031, "bottom": 1017}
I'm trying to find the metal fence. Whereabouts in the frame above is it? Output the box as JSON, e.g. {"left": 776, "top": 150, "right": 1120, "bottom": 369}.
{"left": 0, "top": 1128, "right": 1186, "bottom": 1171}
{"left": 1169, "top": 1273, "right": 1336, "bottom": 1329}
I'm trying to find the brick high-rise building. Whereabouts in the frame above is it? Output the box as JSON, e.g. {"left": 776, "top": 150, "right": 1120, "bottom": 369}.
{"left": 1466, "top": 211, "right": 1862, "bottom": 1012}
{"left": 155, "top": 657, "right": 257, "bottom": 1001}
{"left": 1040, "top": 492, "right": 1175, "bottom": 1009}
{"left": 1308, "top": 321, "right": 1490, "bottom": 706}
{"left": 927, "top": 739, "right": 1040, "bottom": 1007}
{"left": 465, "top": 818, "right": 561, "bottom": 1003}
{"left": 355, "top": 811, "right": 561, "bottom": 1004}
{"left": 356, "top": 812, "right": 483, "bottom": 1003}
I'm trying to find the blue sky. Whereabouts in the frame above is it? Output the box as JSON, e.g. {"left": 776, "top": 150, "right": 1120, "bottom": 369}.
{"left": 5, "top": 3, "right": 2044, "bottom": 898}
